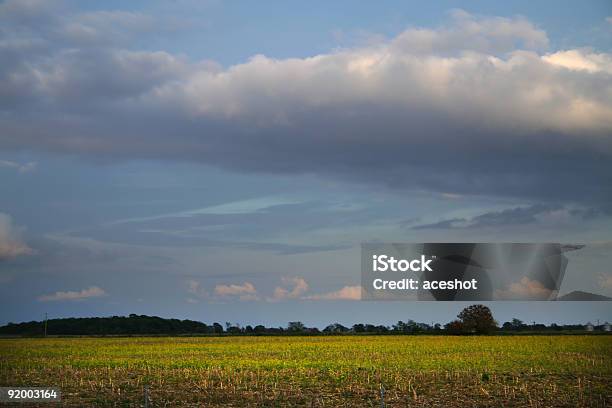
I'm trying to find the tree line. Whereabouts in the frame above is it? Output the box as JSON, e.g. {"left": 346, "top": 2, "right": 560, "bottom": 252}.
{"left": 0, "top": 305, "right": 607, "bottom": 336}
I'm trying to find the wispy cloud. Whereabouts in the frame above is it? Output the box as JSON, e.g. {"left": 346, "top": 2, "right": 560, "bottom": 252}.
{"left": 0, "top": 213, "right": 34, "bottom": 259}
{"left": 185, "top": 279, "right": 208, "bottom": 302}
{"left": 0, "top": 160, "right": 37, "bottom": 173}
{"left": 107, "top": 196, "right": 302, "bottom": 226}
{"left": 411, "top": 204, "right": 602, "bottom": 230}
{"left": 38, "top": 286, "right": 107, "bottom": 302}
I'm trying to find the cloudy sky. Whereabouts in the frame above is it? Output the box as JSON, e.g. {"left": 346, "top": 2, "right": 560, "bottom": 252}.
{"left": 1, "top": 0, "right": 611, "bottom": 327}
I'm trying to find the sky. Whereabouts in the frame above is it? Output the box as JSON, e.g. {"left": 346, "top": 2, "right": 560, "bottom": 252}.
{"left": 0, "top": 0, "right": 611, "bottom": 327}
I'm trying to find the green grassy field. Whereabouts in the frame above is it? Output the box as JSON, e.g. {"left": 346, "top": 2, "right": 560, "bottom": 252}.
{"left": 1, "top": 335, "right": 610, "bottom": 407}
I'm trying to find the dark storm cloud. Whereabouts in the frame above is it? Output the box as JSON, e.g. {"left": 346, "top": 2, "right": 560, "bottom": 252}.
{"left": 1, "top": 1, "right": 611, "bottom": 206}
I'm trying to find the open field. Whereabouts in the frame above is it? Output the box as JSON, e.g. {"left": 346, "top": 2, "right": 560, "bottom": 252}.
{"left": 0, "top": 335, "right": 610, "bottom": 407}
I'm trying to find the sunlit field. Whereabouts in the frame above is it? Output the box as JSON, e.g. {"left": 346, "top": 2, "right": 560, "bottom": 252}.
{"left": 1, "top": 335, "right": 610, "bottom": 407}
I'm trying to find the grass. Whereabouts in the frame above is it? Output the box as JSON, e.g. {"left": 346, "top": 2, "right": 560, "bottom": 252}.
{"left": 0, "top": 335, "right": 610, "bottom": 406}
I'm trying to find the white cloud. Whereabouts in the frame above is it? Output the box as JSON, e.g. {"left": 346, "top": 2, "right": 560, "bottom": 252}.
{"left": 543, "top": 50, "right": 612, "bottom": 74}
{"left": 305, "top": 285, "right": 361, "bottom": 301}
{"left": 269, "top": 276, "right": 309, "bottom": 301}
{"left": 37, "top": 286, "right": 107, "bottom": 302}
{"left": 214, "top": 281, "right": 258, "bottom": 301}
{"left": 391, "top": 9, "right": 548, "bottom": 55}
{"left": 0, "top": 213, "right": 34, "bottom": 259}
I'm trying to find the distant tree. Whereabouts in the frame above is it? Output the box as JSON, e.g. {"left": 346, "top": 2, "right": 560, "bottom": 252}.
{"left": 444, "top": 320, "right": 464, "bottom": 334}
{"left": 212, "top": 322, "right": 224, "bottom": 334}
{"left": 287, "top": 321, "right": 305, "bottom": 333}
{"left": 364, "top": 324, "right": 377, "bottom": 332}
{"left": 511, "top": 318, "right": 524, "bottom": 331}
{"left": 393, "top": 321, "right": 406, "bottom": 332}
{"left": 457, "top": 304, "right": 497, "bottom": 334}
{"left": 323, "top": 323, "right": 348, "bottom": 334}
{"left": 352, "top": 324, "right": 365, "bottom": 333}
{"left": 393, "top": 320, "right": 421, "bottom": 333}
{"left": 415, "top": 322, "right": 429, "bottom": 333}
{"left": 0, "top": 315, "right": 214, "bottom": 336}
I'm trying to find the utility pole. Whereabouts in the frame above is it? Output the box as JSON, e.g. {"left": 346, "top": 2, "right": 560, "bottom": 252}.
{"left": 44, "top": 313, "right": 48, "bottom": 337}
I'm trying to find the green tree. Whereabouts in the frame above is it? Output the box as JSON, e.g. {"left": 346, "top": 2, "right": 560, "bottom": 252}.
{"left": 444, "top": 320, "right": 464, "bottom": 334}
{"left": 287, "top": 321, "right": 305, "bottom": 332}
{"left": 511, "top": 318, "right": 524, "bottom": 331}
{"left": 457, "top": 304, "right": 497, "bottom": 334}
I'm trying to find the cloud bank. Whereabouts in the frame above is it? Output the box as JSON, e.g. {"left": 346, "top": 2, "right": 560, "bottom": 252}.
{"left": 1, "top": 3, "right": 611, "bottom": 206}
{"left": 184, "top": 276, "right": 361, "bottom": 303}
